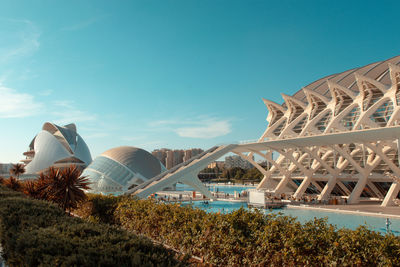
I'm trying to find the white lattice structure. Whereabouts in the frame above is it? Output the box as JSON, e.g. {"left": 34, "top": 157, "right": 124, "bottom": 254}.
{"left": 254, "top": 55, "right": 400, "bottom": 206}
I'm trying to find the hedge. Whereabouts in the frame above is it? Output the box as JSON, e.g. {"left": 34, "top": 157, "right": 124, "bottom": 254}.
{"left": 0, "top": 186, "right": 183, "bottom": 267}
{"left": 76, "top": 194, "right": 400, "bottom": 266}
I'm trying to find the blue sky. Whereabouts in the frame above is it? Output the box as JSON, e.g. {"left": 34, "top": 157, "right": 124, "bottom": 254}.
{"left": 1, "top": 0, "right": 400, "bottom": 162}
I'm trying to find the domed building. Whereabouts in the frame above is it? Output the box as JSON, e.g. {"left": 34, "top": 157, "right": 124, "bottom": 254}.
{"left": 22, "top": 122, "right": 92, "bottom": 174}
{"left": 82, "top": 146, "right": 167, "bottom": 194}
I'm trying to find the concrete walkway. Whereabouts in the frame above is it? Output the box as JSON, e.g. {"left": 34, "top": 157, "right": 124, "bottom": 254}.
{"left": 288, "top": 201, "right": 400, "bottom": 219}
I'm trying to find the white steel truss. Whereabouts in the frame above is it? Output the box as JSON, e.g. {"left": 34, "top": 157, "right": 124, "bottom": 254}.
{"left": 252, "top": 56, "right": 400, "bottom": 206}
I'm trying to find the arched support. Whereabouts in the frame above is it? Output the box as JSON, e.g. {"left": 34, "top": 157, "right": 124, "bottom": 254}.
{"left": 182, "top": 172, "right": 214, "bottom": 200}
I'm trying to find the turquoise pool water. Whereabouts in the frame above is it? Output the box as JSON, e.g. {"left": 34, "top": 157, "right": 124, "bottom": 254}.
{"left": 183, "top": 200, "right": 400, "bottom": 235}
{"left": 176, "top": 183, "right": 255, "bottom": 195}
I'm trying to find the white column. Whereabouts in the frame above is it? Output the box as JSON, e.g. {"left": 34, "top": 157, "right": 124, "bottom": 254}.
{"left": 381, "top": 182, "right": 400, "bottom": 207}
{"left": 274, "top": 173, "right": 292, "bottom": 195}
{"left": 182, "top": 173, "right": 214, "bottom": 200}
{"left": 381, "top": 138, "right": 400, "bottom": 207}
{"left": 293, "top": 176, "right": 312, "bottom": 199}
{"left": 318, "top": 175, "right": 337, "bottom": 201}
{"left": 348, "top": 173, "right": 369, "bottom": 204}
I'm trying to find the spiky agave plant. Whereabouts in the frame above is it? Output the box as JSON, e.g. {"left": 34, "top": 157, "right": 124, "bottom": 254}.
{"left": 36, "top": 166, "right": 90, "bottom": 212}
{"left": 35, "top": 167, "right": 62, "bottom": 202}
{"left": 23, "top": 180, "right": 40, "bottom": 199}
{"left": 4, "top": 176, "right": 23, "bottom": 191}
{"left": 58, "top": 165, "right": 91, "bottom": 212}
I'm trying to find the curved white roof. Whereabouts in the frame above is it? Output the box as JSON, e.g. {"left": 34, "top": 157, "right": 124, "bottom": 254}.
{"left": 289, "top": 55, "right": 400, "bottom": 104}
{"left": 101, "top": 146, "right": 162, "bottom": 179}
{"left": 24, "top": 122, "right": 92, "bottom": 174}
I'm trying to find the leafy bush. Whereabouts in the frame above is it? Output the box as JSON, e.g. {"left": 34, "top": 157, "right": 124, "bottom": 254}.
{"left": 74, "top": 193, "right": 121, "bottom": 224}
{"left": 0, "top": 186, "right": 183, "bottom": 267}
{"left": 76, "top": 194, "right": 400, "bottom": 266}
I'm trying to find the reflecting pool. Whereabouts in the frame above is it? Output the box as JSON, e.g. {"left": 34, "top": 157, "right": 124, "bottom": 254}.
{"left": 175, "top": 183, "right": 255, "bottom": 195}
{"left": 182, "top": 200, "right": 400, "bottom": 235}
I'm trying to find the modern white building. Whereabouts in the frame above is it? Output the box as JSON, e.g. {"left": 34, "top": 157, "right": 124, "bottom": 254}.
{"left": 254, "top": 55, "right": 400, "bottom": 205}
{"left": 127, "top": 55, "right": 400, "bottom": 207}
{"left": 22, "top": 122, "right": 92, "bottom": 174}
{"left": 82, "top": 146, "right": 167, "bottom": 195}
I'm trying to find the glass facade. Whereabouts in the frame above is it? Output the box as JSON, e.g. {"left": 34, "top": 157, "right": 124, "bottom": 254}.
{"left": 82, "top": 156, "right": 149, "bottom": 194}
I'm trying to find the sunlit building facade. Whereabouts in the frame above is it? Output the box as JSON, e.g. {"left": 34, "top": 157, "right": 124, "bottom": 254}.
{"left": 152, "top": 148, "right": 204, "bottom": 169}
{"left": 256, "top": 55, "right": 400, "bottom": 206}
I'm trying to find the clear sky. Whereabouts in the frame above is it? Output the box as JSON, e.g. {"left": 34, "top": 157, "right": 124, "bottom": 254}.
{"left": 1, "top": 0, "right": 400, "bottom": 162}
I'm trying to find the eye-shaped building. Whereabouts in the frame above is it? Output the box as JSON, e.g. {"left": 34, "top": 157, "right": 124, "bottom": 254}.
{"left": 22, "top": 122, "right": 92, "bottom": 174}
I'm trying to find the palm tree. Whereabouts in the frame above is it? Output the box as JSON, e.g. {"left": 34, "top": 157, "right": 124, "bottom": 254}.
{"left": 37, "top": 166, "right": 91, "bottom": 212}
{"left": 10, "top": 163, "right": 25, "bottom": 179}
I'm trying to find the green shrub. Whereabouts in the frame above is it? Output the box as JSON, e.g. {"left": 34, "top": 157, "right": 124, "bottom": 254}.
{"left": 74, "top": 193, "right": 121, "bottom": 224}
{"left": 76, "top": 194, "right": 400, "bottom": 266}
{"left": 0, "top": 186, "right": 183, "bottom": 267}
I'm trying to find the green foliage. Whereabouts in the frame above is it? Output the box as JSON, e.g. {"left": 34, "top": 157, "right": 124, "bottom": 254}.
{"left": 76, "top": 194, "right": 400, "bottom": 266}
{"left": 75, "top": 193, "right": 121, "bottom": 224}
{"left": 0, "top": 186, "right": 183, "bottom": 267}
{"left": 220, "top": 167, "right": 262, "bottom": 181}
{"left": 242, "top": 167, "right": 263, "bottom": 180}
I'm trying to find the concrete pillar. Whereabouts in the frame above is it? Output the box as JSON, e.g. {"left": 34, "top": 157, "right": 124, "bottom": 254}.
{"left": 381, "top": 182, "right": 400, "bottom": 207}
{"left": 348, "top": 173, "right": 368, "bottom": 204}
{"left": 293, "top": 176, "right": 312, "bottom": 199}
{"left": 274, "top": 173, "right": 292, "bottom": 195}
{"left": 318, "top": 175, "right": 337, "bottom": 201}
{"left": 257, "top": 174, "right": 269, "bottom": 189}
{"left": 182, "top": 173, "right": 214, "bottom": 200}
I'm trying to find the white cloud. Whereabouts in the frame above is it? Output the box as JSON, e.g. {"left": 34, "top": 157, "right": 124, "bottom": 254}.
{"left": 148, "top": 119, "right": 179, "bottom": 127}
{"left": 52, "top": 101, "right": 97, "bottom": 124}
{"left": 0, "top": 18, "right": 40, "bottom": 63}
{"left": 0, "top": 86, "right": 43, "bottom": 118}
{"left": 175, "top": 119, "right": 231, "bottom": 139}
{"left": 148, "top": 116, "right": 232, "bottom": 139}
{"left": 84, "top": 132, "right": 109, "bottom": 139}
